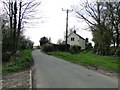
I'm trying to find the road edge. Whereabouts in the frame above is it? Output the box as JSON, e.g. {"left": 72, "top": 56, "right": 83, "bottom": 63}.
{"left": 30, "top": 70, "right": 32, "bottom": 89}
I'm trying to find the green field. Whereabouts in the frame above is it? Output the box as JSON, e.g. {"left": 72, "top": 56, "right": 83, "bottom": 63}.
{"left": 48, "top": 50, "right": 120, "bottom": 72}
{"left": 2, "top": 49, "right": 33, "bottom": 73}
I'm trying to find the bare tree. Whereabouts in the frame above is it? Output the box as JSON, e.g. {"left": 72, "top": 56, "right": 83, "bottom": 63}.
{"left": 57, "top": 39, "right": 63, "bottom": 45}
{"left": 13, "top": 1, "right": 17, "bottom": 51}
{"left": 107, "top": 2, "right": 120, "bottom": 48}
{"left": 73, "top": 1, "right": 120, "bottom": 55}
{"left": 2, "top": 0, "right": 41, "bottom": 51}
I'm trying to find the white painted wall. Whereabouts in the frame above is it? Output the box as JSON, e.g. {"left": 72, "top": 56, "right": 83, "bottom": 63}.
{"left": 79, "top": 39, "right": 85, "bottom": 50}
{"left": 67, "top": 33, "right": 85, "bottom": 50}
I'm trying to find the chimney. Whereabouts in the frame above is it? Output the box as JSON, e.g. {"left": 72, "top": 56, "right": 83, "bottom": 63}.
{"left": 74, "top": 30, "right": 76, "bottom": 33}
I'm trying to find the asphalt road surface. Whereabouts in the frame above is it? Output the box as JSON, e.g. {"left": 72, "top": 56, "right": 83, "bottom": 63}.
{"left": 32, "top": 50, "right": 118, "bottom": 88}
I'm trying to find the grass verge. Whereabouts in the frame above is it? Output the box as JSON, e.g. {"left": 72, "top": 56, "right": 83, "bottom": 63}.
{"left": 47, "top": 50, "right": 120, "bottom": 72}
{"left": 2, "top": 49, "right": 33, "bottom": 73}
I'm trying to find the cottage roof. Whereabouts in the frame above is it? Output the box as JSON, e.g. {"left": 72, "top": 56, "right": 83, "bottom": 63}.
{"left": 68, "top": 30, "right": 85, "bottom": 40}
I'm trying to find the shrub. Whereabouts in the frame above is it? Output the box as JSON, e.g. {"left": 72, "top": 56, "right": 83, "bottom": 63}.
{"left": 2, "top": 51, "right": 13, "bottom": 62}
{"left": 36, "top": 45, "right": 41, "bottom": 49}
{"left": 42, "top": 44, "right": 54, "bottom": 52}
{"left": 85, "top": 43, "right": 93, "bottom": 49}
{"left": 2, "top": 49, "right": 33, "bottom": 73}
{"left": 53, "top": 44, "right": 70, "bottom": 51}
{"left": 109, "top": 48, "right": 116, "bottom": 56}
{"left": 109, "top": 48, "right": 120, "bottom": 56}
{"left": 42, "top": 44, "right": 70, "bottom": 52}
{"left": 70, "top": 45, "right": 81, "bottom": 53}
{"left": 115, "top": 48, "right": 120, "bottom": 56}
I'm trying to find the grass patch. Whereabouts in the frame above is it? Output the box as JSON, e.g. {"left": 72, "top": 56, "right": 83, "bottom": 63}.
{"left": 2, "top": 49, "right": 33, "bottom": 73}
{"left": 47, "top": 50, "right": 120, "bottom": 72}
{"left": 0, "top": 65, "right": 2, "bottom": 74}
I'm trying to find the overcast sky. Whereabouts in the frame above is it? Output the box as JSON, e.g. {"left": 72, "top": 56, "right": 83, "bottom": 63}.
{"left": 23, "top": 0, "right": 97, "bottom": 46}
{"left": 0, "top": 0, "right": 96, "bottom": 46}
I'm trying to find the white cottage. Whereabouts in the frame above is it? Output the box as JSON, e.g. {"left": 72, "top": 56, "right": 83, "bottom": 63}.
{"left": 67, "top": 30, "right": 85, "bottom": 50}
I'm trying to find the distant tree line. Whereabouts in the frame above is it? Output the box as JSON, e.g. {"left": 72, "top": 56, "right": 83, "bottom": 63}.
{"left": 39, "top": 36, "right": 92, "bottom": 53}
{"left": 74, "top": 1, "right": 120, "bottom": 56}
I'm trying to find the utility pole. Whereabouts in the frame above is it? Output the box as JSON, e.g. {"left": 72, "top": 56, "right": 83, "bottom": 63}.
{"left": 62, "top": 8, "right": 72, "bottom": 45}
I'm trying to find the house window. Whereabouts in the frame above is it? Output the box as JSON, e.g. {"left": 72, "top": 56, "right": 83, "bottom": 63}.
{"left": 71, "top": 37, "right": 74, "bottom": 41}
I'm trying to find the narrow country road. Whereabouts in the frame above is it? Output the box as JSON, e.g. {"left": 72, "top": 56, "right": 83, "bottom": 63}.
{"left": 32, "top": 50, "right": 118, "bottom": 88}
